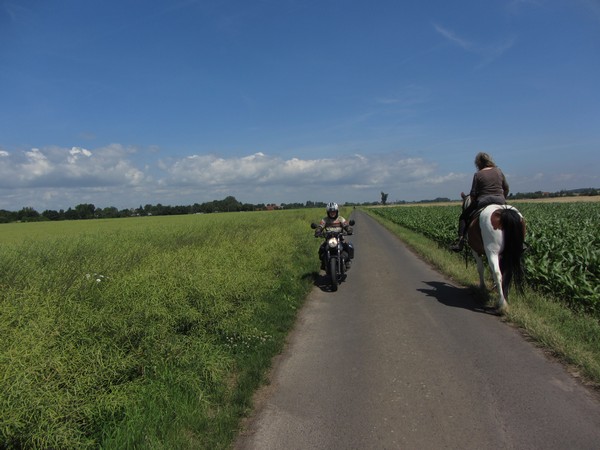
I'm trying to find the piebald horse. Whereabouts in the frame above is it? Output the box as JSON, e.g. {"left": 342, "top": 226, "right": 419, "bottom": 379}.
{"left": 462, "top": 195, "right": 526, "bottom": 313}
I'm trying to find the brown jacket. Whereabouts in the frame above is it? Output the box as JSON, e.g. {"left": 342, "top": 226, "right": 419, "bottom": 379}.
{"left": 469, "top": 167, "right": 509, "bottom": 205}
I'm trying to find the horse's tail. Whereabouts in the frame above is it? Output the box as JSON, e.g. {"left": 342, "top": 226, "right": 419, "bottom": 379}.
{"left": 499, "top": 208, "right": 525, "bottom": 294}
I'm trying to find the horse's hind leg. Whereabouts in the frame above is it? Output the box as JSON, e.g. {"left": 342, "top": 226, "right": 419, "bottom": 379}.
{"left": 487, "top": 252, "right": 507, "bottom": 313}
{"left": 472, "top": 251, "right": 486, "bottom": 290}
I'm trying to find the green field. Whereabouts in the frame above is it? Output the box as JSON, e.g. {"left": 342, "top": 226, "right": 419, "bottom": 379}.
{"left": 0, "top": 210, "right": 327, "bottom": 449}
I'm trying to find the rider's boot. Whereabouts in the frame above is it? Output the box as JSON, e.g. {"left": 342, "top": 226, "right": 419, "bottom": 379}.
{"left": 342, "top": 251, "right": 351, "bottom": 270}
{"left": 450, "top": 236, "right": 465, "bottom": 252}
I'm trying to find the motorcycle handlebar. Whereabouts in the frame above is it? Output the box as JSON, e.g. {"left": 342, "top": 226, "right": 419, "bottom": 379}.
{"left": 314, "top": 230, "right": 352, "bottom": 238}
{"left": 311, "top": 220, "right": 355, "bottom": 237}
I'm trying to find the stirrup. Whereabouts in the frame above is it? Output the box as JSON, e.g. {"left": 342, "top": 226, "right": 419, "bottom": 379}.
{"left": 449, "top": 238, "right": 464, "bottom": 252}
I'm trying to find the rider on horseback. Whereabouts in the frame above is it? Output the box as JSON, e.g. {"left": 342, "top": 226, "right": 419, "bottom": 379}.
{"left": 450, "top": 152, "right": 510, "bottom": 252}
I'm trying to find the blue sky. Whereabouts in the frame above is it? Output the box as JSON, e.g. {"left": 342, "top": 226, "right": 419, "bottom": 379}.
{"left": 1, "top": 0, "right": 599, "bottom": 211}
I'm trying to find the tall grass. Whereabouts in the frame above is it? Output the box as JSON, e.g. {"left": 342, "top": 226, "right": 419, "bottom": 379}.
{"left": 0, "top": 210, "right": 322, "bottom": 449}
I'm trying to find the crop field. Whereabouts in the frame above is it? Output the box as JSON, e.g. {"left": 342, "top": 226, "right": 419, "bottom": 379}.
{"left": 0, "top": 209, "right": 327, "bottom": 449}
{"left": 371, "top": 201, "right": 600, "bottom": 315}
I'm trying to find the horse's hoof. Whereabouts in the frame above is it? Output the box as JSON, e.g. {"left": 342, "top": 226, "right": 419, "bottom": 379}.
{"left": 496, "top": 304, "right": 508, "bottom": 315}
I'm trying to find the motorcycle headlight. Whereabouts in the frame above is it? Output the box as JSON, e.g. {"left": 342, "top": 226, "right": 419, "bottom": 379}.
{"left": 328, "top": 237, "right": 338, "bottom": 248}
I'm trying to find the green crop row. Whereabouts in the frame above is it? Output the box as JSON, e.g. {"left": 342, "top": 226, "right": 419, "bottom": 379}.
{"left": 372, "top": 202, "right": 600, "bottom": 315}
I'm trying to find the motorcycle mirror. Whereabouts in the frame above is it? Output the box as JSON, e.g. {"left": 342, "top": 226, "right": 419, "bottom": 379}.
{"left": 310, "top": 223, "right": 318, "bottom": 229}
{"left": 349, "top": 220, "right": 355, "bottom": 226}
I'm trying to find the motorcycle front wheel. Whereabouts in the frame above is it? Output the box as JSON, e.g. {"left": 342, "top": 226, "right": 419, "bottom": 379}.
{"left": 329, "top": 257, "right": 339, "bottom": 291}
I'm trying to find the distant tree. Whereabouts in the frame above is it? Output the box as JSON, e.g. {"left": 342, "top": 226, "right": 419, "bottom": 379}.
{"left": 42, "top": 209, "right": 61, "bottom": 221}
{"left": 75, "top": 203, "right": 96, "bottom": 219}
{"left": 63, "top": 208, "right": 78, "bottom": 220}
{"left": 220, "top": 195, "right": 242, "bottom": 212}
{"left": 97, "top": 206, "right": 120, "bottom": 218}
{"left": 17, "top": 207, "right": 40, "bottom": 222}
{"left": 380, "top": 192, "right": 389, "bottom": 205}
{"left": 281, "top": 202, "right": 304, "bottom": 209}
{"left": 173, "top": 205, "right": 191, "bottom": 215}
{"left": 0, "top": 209, "right": 17, "bottom": 223}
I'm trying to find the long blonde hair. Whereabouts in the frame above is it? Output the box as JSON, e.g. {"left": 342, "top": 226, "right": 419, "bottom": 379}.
{"left": 475, "top": 152, "right": 496, "bottom": 170}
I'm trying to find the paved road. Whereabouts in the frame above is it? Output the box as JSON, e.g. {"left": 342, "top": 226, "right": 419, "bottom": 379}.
{"left": 235, "top": 210, "right": 600, "bottom": 449}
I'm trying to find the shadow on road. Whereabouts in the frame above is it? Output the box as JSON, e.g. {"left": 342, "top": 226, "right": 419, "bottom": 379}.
{"left": 418, "top": 280, "right": 499, "bottom": 315}
{"left": 309, "top": 271, "right": 345, "bottom": 293}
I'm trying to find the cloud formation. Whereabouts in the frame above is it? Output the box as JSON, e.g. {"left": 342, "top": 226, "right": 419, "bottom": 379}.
{"left": 0, "top": 145, "right": 146, "bottom": 190}
{"left": 1, "top": 144, "right": 595, "bottom": 211}
{"left": 0, "top": 145, "right": 469, "bottom": 210}
{"left": 159, "top": 152, "right": 442, "bottom": 190}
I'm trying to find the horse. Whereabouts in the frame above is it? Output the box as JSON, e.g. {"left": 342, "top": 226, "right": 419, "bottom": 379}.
{"left": 462, "top": 195, "right": 526, "bottom": 313}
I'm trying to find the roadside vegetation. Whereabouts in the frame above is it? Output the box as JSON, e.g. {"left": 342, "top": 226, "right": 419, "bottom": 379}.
{"left": 0, "top": 209, "right": 327, "bottom": 449}
{"left": 365, "top": 202, "right": 600, "bottom": 388}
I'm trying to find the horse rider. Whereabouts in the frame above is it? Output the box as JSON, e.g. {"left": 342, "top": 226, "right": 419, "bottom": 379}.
{"left": 450, "top": 152, "right": 510, "bottom": 252}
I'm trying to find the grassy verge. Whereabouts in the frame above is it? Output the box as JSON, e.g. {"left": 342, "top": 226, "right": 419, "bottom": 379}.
{"left": 1, "top": 210, "right": 322, "bottom": 449}
{"left": 364, "top": 208, "right": 600, "bottom": 388}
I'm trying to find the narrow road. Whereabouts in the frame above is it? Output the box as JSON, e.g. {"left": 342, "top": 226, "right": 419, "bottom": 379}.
{"left": 235, "top": 210, "right": 600, "bottom": 449}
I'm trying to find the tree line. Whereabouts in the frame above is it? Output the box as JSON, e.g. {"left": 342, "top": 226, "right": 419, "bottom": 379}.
{"left": 1, "top": 188, "right": 597, "bottom": 224}
{"left": 0, "top": 197, "right": 332, "bottom": 224}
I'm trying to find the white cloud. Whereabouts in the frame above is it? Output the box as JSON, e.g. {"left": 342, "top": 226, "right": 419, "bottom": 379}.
{"left": 1, "top": 146, "right": 465, "bottom": 209}
{"left": 9, "top": 145, "right": 592, "bottom": 211}
{"left": 425, "top": 172, "right": 465, "bottom": 185}
{"left": 159, "top": 152, "right": 439, "bottom": 191}
{"left": 15, "top": 148, "right": 53, "bottom": 182}
{"left": 68, "top": 146, "right": 93, "bottom": 164}
{"left": 0, "top": 144, "right": 147, "bottom": 189}
{"left": 433, "top": 23, "right": 516, "bottom": 67}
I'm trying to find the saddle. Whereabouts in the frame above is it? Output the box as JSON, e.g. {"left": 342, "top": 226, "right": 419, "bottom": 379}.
{"left": 467, "top": 206, "right": 486, "bottom": 224}
{"left": 465, "top": 204, "right": 508, "bottom": 255}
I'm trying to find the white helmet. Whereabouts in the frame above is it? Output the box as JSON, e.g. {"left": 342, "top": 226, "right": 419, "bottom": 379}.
{"left": 326, "top": 202, "right": 338, "bottom": 212}
{"left": 326, "top": 202, "right": 339, "bottom": 217}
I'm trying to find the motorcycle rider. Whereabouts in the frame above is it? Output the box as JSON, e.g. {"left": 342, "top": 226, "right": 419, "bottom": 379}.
{"left": 314, "top": 202, "right": 354, "bottom": 270}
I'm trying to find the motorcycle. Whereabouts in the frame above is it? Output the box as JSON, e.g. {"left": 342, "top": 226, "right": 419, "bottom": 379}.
{"left": 311, "top": 220, "right": 355, "bottom": 291}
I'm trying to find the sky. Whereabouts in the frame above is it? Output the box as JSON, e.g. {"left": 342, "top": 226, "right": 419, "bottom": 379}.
{"left": 1, "top": 0, "right": 599, "bottom": 211}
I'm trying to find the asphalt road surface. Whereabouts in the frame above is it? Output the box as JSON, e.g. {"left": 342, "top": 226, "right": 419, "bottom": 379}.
{"left": 235, "top": 210, "right": 600, "bottom": 449}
